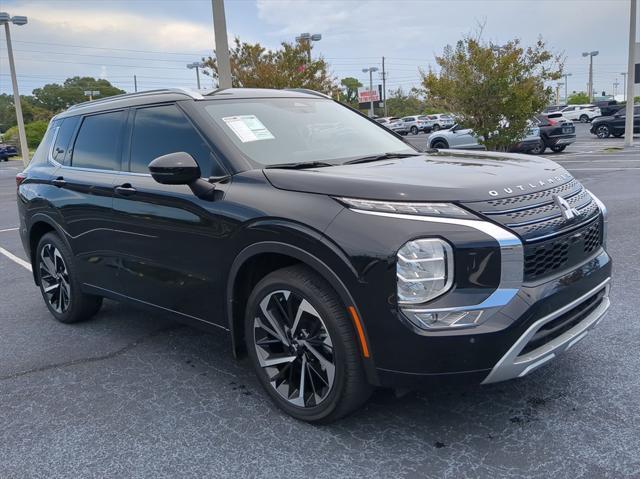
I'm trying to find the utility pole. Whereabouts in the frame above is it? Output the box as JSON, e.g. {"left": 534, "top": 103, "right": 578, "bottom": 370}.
{"left": 134, "top": 74, "right": 138, "bottom": 92}
{"left": 382, "top": 56, "right": 388, "bottom": 116}
{"left": 563, "top": 73, "right": 572, "bottom": 103}
{"left": 624, "top": 0, "right": 636, "bottom": 147}
{"left": 556, "top": 83, "right": 563, "bottom": 104}
{"left": 187, "top": 62, "right": 204, "bottom": 89}
{"left": 613, "top": 79, "right": 619, "bottom": 98}
{"left": 621, "top": 72, "right": 627, "bottom": 101}
{"left": 1, "top": 12, "right": 29, "bottom": 166}
{"left": 212, "top": 0, "right": 232, "bottom": 89}
{"left": 582, "top": 51, "right": 599, "bottom": 101}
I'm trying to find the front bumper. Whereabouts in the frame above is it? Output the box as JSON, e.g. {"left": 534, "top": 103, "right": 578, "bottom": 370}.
{"left": 367, "top": 248, "right": 612, "bottom": 389}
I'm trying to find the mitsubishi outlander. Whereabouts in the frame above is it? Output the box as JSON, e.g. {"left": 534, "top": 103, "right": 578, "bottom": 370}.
{"left": 17, "top": 88, "right": 611, "bottom": 423}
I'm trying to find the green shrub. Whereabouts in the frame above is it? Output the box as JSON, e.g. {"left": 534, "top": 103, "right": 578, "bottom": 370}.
{"left": 3, "top": 120, "right": 49, "bottom": 148}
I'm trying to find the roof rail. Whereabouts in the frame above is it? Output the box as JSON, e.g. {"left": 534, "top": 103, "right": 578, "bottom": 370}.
{"left": 66, "top": 87, "right": 208, "bottom": 111}
{"left": 284, "top": 88, "right": 332, "bottom": 99}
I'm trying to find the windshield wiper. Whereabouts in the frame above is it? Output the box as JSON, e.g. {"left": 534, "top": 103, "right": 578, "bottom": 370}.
{"left": 264, "top": 161, "right": 334, "bottom": 170}
{"left": 342, "top": 152, "right": 421, "bottom": 165}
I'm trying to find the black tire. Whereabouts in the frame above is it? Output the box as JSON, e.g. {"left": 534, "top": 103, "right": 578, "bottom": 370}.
{"left": 432, "top": 124, "right": 440, "bottom": 131}
{"left": 431, "top": 139, "right": 449, "bottom": 149}
{"left": 612, "top": 133, "right": 623, "bottom": 138}
{"left": 410, "top": 126, "right": 418, "bottom": 135}
{"left": 530, "top": 141, "right": 546, "bottom": 155}
{"left": 245, "top": 264, "right": 372, "bottom": 423}
{"left": 35, "top": 232, "right": 102, "bottom": 323}
{"left": 550, "top": 145, "right": 566, "bottom": 153}
{"left": 595, "top": 124, "right": 611, "bottom": 139}
{"left": 579, "top": 114, "right": 590, "bottom": 123}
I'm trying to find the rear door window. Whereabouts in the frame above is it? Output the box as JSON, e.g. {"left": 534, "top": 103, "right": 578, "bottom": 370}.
{"left": 71, "top": 110, "right": 125, "bottom": 170}
{"left": 128, "top": 104, "right": 222, "bottom": 177}
{"left": 52, "top": 116, "right": 80, "bottom": 165}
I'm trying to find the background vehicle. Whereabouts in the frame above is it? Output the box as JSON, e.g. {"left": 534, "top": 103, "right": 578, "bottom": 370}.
{"left": 0, "top": 143, "right": 18, "bottom": 161}
{"left": 425, "top": 114, "right": 455, "bottom": 131}
{"left": 590, "top": 105, "right": 640, "bottom": 138}
{"left": 17, "top": 88, "right": 611, "bottom": 424}
{"left": 559, "top": 104, "right": 601, "bottom": 123}
{"left": 375, "top": 116, "right": 409, "bottom": 135}
{"left": 532, "top": 114, "right": 576, "bottom": 154}
{"left": 427, "top": 123, "right": 541, "bottom": 153}
{"left": 595, "top": 100, "right": 623, "bottom": 117}
{"left": 542, "top": 104, "right": 566, "bottom": 114}
{"left": 401, "top": 115, "right": 431, "bottom": 135}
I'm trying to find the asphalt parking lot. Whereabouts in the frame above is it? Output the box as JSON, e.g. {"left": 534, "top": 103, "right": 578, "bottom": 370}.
{"left": 1, "top": 126, "right": 639, "bottom": 478}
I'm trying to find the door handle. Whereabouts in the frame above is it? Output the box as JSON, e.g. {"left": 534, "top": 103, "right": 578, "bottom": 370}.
{"left": 115, "top": 184, "right": 137, "bottom": 196}
{"left": 52, "top": 177, "right": 66, "bottom": 187}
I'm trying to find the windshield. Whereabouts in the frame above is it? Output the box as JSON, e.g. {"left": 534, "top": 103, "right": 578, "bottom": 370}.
{"left": 202, "top": 98, "right": 415, "bottom": 167}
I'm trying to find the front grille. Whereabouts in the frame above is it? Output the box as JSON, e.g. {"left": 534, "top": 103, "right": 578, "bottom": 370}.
{"left": 463, "top": 178, "right": 604, "bottom": 281}
{"left": 523, "top": 218, "right": 602, "bottom": 280}
{"left": 520, "top": 288, "right": 606, "bottom": 355}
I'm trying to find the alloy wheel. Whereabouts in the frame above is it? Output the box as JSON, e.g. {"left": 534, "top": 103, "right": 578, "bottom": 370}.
{"left": 39, "top": 243, "right": 71, "bottom": 313}
{"left": 253, "top": 289, "right": 335, "bottom": 408}
{"left": 596, "top": 125, "right": 610, "bottom": 138}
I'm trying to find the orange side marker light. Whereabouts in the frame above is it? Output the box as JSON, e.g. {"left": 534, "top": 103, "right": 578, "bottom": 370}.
{"left": 347, "top": 306, "right": 370, "bottom": 358}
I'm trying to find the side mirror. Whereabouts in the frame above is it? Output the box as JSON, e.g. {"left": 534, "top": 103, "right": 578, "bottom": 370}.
{"left": 148, "top": 152, "right": 216, "bottom": 200}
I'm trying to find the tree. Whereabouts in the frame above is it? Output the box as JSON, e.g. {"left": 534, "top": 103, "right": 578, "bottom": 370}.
{"left": 339, "top": 77, "right": 362, "bottom": 107}
{"left": 0, "top": 94, "right": 51, "bottom": 133}
{"left": 421, "top": 37, "right": 562, "bottom": 151}
{"left": 567, "top": 92, "right": 590, "bottom": 104}
{"left": 385, "top": 87, "right": 425, "bottom": 117}
{"left": 3, "top": 120, "right": 49, "bottom": 148}
{"left": 203, "top": 37, "right": 337, "bottom": 94}
{"left": 32, "top": 76, "right": 125, "bottom": 112}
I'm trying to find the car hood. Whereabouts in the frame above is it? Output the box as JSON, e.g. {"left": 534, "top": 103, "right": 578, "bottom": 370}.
{"left": 263, "top": 150, "right": 573, "bottom": 202}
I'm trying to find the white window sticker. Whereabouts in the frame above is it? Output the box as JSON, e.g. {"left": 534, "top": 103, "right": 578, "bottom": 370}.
{"left": 222, "top": 115, "right": 275, "bottom": 143}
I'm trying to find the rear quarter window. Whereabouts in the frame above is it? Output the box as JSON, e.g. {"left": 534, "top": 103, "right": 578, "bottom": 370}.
{"left": 71, "top": 111, "right": 125, "bottom": 171}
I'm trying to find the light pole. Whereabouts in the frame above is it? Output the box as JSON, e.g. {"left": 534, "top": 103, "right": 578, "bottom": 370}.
{"left": 563, "top": 73, "right": 572, "bottom": 103}
{"left": 0, "top": 12, "right": 29, "bottom": 165}
{"left": 613, "top": 80, "right": 620, "bottom": 98}
{"left": 582, "top": 51, "right": 599, "bottom": 102}
{"left": 556, "top": 83, "right": 564, "bottom": 104}
{"left": 187, "top": 62, "right": 205, "bottom": 89}
{"left": 212, "top": 0, "right": 232, "bottom": 89}
{"left": 620, "top": 72, "right": 627, "bottom": 101}
{"left": 295, "top": 32, "right": 322, "bottom": 62}
{"left": 83, "top": 90, "right": 100, "bottom": 101}
{"left": 362, "top": 67, "right": 379, "bottom": 117}
{"left": 623, "top": 0, "right": 636, "bottom": 147}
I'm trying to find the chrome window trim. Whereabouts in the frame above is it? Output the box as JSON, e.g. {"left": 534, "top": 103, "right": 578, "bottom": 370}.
{"left": 349, "top": 209, "right": 524, "bottom": 315}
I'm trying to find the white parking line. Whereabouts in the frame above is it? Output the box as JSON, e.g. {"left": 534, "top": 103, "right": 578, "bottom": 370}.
{"left": 0, "top": 227, "right": 19, "bottom": 233}
{"left": 565, "top": 167, "right": 640, "bottom": 171}
{"left": 555, "top": 159, "right": 640, "bottom": 163}
{"left": 0, "top": 246, "right": 31, "bottom": 271}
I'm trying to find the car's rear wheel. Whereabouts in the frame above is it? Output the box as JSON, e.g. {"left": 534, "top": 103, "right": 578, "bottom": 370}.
{"left": 612, "top": 132, "right": 623, "bottom": 138}
{"left": 595, "top": 124, "right": 611, "bottom": 138}
{"left": 432, "top": 124, "right": 440, "bottom": 131}
{"left": 410, "top": 126, "right": 418, "bottom": 135}
{"left": 579, "top": 114, "right": 590, "bottom": 123}
{"left": 35, "top": 232, "right": 102, "bottom": 323}
{"left": 530, "top": 141, "right": 546, "bottom": 155}
{"left": 245, "top": 265, "right": 372, "bottom": 423}
{"left": 431, "top": 139, "right": 449, "bottom": 149}
{"left": 550, "top": 145, "right": 566, "bottom": 153}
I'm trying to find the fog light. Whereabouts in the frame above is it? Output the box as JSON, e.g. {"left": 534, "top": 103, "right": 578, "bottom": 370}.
{"left": 405, "top": 310, "right": 484, "bottom": 330}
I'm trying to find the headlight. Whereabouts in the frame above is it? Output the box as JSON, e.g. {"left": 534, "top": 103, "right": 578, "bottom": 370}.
{"left": 336, "top": 198, "right": 471, "bottom": 219}
{"left": 397, "top": 238, "right": 454, "bottom": 304}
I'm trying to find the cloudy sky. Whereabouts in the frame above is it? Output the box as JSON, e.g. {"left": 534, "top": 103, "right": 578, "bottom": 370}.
{"left": 0, "top": 0, "right": 635, "bottom": 97}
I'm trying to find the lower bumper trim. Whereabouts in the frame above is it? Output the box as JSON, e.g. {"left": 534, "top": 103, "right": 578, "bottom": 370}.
{"left": 481, "top": 278, "right": 611, "bottom": 384}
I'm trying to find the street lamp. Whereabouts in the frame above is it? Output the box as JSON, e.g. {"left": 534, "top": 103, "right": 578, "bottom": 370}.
{"left": 187, "top": 61, "right": 205, "bottom": 89}
{"left": 362, "top": 67, "right": 379, "bottom": 117}
{"left": 556, "top": 82, "right": 564, "bottom": 104}
{"left": 0, "top": 12, "right": 29, "bottom": 165}
{"left": 563, "top": 73, "right": 572, "bottom": 103}
{"left": 295, "top": 32, "right": 322, "bottom": 62}
{"left": 581, "top": 51, "right": 599, "bottom": 102}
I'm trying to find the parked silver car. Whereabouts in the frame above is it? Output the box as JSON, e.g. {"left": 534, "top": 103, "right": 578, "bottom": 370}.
{"left": 427, "top": 124, "right": 542, "bottom": 153}
{"left": 424, "top": 113, "right": 455, "bottom": 131}
{"left": 400, "top": 115, "right": 431, "bottom": 135}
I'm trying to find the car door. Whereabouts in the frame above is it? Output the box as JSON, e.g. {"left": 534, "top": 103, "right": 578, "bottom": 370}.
{"left": 451, "top": 128, "right": 479, "bottom": 148}
{"left": 110, "top": 102, "right": 233, "bottom": 326}
{"left": 51, "top": 110, "right": 126, "bottom": 292}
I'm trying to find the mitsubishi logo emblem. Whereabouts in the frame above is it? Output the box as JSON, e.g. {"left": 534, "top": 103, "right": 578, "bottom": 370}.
{"left": 554, "top": 195, "right": 580, "bottom": 221}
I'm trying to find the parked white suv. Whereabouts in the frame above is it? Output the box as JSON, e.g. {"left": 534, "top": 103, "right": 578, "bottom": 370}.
{"left": 425, "top": 113, "right": 455, "bottom": 131}
{"left": 559, "top": 104, "right": 601, "bottom": 123}
{"left": 401, "top": 115, "right": 431, "bottom": 135}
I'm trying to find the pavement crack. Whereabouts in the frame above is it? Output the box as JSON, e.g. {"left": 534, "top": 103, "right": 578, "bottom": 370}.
{"left": 0, "top": 324, "right": 184, "bottom": 381}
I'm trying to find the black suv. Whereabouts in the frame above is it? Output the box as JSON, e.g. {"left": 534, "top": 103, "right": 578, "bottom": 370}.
{"left": 17, "top": 88, "right": 612, "bottom": 423}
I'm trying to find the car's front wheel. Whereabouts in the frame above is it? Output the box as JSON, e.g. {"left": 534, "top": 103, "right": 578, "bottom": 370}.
{"left": 530, "top": 141, "right": 546, "bottom": 155}
{"left": 245, "top": 265, "right": 372, "bottom": 423}
{"left": 35, "top": 232, "right": 102, "bottom": 323}
{"left": 410, "top": 126, "right": 418, "bottom": 135}
{"left": 579, "top": 114, "right": 590, "bottom": 123}
{"left": 432, "top": 124, "right": 440, "bottom": 131}
{"left": 431, "top": 139, "right": 449, "bottom": 149}
{"left": 595, "top": 124, "right": 611, "bottom": 138}
{"left": 550, "top": 145, "right": 567, "bottom": 153}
